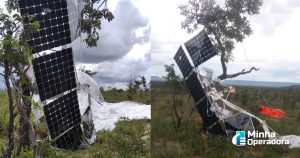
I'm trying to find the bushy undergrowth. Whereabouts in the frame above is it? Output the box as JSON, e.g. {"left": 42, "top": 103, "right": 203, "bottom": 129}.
{"left": 102, "top": 88, "right": 150, "bottom": 105}
{"left": 0, "top": 91, "right": 150, "bottom": 158}
{"left": 152, "top": 81, "right": 300, "bottom": 158}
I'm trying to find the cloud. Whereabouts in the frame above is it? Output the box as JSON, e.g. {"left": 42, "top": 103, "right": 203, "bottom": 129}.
{"left": 76, "top": 42, "right": 151, "bottom": 89}
{"left": 250, "top": 0, "right": 300, "bottom": 35}
{"left": 151, "top": 0, "right": 300, "bottom": 83}
{"left": 73, "top": 0, "right": 149, "bottom": 63}
{"left": 72, "top": 0, "right": 150, "bottom": 88}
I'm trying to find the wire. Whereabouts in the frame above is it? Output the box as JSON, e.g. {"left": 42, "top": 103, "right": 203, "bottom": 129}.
{"left": 241, "top": 43, "right": 274, "bottom": 107}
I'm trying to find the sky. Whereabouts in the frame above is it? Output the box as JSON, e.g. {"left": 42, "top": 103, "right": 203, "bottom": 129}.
{"left": 1, "top": 0, "right": 300, "bottom": 90}
{"left": 0, "top": 0, "right": 151, "bottom": 90}
{"left": 72, "top": 0, "right": 151, "bottom": 89}
{"left": 150, "top": 0, "right": 300, "bottom": 83}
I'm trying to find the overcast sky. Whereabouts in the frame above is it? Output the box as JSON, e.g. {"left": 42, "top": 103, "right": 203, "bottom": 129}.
{"left": 2, "top": 0, "right": 300, "bottom": 90}
{"left": 151, "top": 0, "right": 300, "bottom": 83}
{"left": 73, "top": 0, "right": 151, "bottom": 89}
{"left": 0, "top": 0, "right": 151, "bottom": 89}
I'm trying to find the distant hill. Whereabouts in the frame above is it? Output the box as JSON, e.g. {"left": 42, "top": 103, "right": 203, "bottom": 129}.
{"left": 287, "top": 85, "right": 300, "bottom": 89}
{"left": 221, "top": 80, "right": 300, "bottom": 88}
{"left": 151, "top": 76, "right": 165, "bottom": 82}
{"left": 150, "top": 76, "right": 300, "bottom": 88}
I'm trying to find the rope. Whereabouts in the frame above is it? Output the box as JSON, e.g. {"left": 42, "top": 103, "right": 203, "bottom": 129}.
{"left": 241, "top": 43, "right": 274, "bottom": 107}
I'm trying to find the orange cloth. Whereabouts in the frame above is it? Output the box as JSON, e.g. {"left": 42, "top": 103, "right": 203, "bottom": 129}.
{"left": 258, "top": 106, "right": 285, "bottom": 119}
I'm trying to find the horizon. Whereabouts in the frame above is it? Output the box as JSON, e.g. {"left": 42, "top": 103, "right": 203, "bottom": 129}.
{"left": 151, "top": 0, "right": 300, "bottom": 83}
{"left": 151, "top": 75, "right": 300, "bottom": 84}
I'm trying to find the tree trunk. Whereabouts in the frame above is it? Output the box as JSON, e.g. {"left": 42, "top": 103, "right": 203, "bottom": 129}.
{"left": 10, "top": 73, "right": 37, "bottom": 157}
{"left": 17, "top": 82, "right": 31, "bottom": 154}
{"left": 2, "top": 60, "right": 15, "bottom": 158}
{"left": 208, "top": 27, "right": 259, "bottom": 80}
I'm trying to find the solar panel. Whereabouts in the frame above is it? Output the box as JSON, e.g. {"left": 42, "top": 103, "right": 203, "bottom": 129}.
{"left": 174, "top": 41, "right": 223, "bottom": 134}
{"left": 19, "top": 0, "right": 71, "bottom": 54}
{"left": 32, "top": 48, "right": 76, "bottom": 101}
{"left": 44, "top": 90, "right": 82, "bottom": 149}
{"left": 184, "top": 30, "right": 216, "bottom": 67}
{"left": 196, "top": 98, "right": 224, "bottom": 134}
{"left": 185, "top": 72, "right": 205, "bottom": 102}
{"left": 174, "top": 46, "right": 193, "bottom": 78}
{"left": 19, "top": 0, "right": 84, "bottom": 150}
{"left": 181, "top": 71, "right": 223, "bottom": 134}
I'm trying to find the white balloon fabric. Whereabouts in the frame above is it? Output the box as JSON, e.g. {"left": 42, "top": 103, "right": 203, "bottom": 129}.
{"left": 91, "top": 101, "right": 151, "bottom": 131}
{"left": 279, "top": 135, "right": 300, "bottom": 148}
{"left": 67, "top": 0, "right": 84, "bottom": 41}
{"left": 76, "top": 70, "right": 105, "bottom": 104}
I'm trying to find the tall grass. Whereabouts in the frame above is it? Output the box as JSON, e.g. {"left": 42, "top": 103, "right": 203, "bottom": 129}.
{"left": 0, "top": 90, "right": 150, "bottom": 157}
{"left": 152, "top": 84, "right": 300, "bottom": 158}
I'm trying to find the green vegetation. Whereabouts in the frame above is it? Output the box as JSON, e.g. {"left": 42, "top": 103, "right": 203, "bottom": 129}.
{"left": 101, "top": 75, "right": 151, "bottom": 105}
{"left": 152, "top": 81, "right": 300, "bottom": 158}
{"left": 0, "top": 90, "right": 150, "bottom": 158}
{"left": 102, "top": 88, "right": 150, "bottom": 105}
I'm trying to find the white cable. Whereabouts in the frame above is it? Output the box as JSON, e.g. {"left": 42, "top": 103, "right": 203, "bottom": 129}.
{"left": 241, "top": 43, "right": 273, "bottom": 106}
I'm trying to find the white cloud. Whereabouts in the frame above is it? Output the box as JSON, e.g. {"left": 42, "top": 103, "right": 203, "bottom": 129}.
{"left": 151, "top": 0, "right": 300, "bottom": 83}
{"left": 73, "top": 0, "right": 150, "bottom": 88}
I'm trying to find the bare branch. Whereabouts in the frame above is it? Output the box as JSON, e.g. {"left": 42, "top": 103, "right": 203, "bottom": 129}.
{"left": 218, "top": 67, "right": 259, "bottom": 80}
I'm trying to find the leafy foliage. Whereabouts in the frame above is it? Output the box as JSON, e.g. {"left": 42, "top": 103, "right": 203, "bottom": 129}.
{"left": 102, "top": 86, "right": 150, "bottom": 104}
{"left": 179, "top": 0, "right": 262, "bottom": 79}
{"left": 82, "top": 0, "right": 114, "bottom": 47}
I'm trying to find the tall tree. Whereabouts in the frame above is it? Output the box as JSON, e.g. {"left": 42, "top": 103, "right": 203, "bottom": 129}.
{"left": 0, "top": 1, "right": 39, "bottom": 156}
{"left": 179, "top": 0, "right": 263, "bottom": 80}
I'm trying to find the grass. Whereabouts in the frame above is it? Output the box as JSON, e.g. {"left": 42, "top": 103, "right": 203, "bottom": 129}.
{"left": 151, "top": 81, "right": 300, "bottom": 158}
{"left": 0, "top": 89, "right": 150, "bottom": 158}
{"left": 34, "top": 120, "right": 150, "bottom": 158}
{"left": 101, "top": 88, "right": 151, "bottom": 105}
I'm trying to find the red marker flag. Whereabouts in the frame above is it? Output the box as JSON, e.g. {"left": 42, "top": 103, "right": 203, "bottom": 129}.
{"left": 258, "top": 106, "right": 285, "bottom": 119}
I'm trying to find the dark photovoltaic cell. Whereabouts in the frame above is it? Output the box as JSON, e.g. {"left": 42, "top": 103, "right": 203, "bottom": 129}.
{"left": 19, "top": 0, "right": 83, "bottom": 149}
{"left": 174, "top": 46, "right": 193, "bottom": 78}
{"left": 174, "top": 57, "right": 224, "bottom": 134}
{"left": 196, "top": 98, "right": 224, "bottom": 134}
{"left": 185, "top": 72, "right": 224, "bottom": 134}
{"left": 19, "top": 0, "right": 71, "bottom": 54}
{"left": 32, "top": 48, "right": 76, "bottom": 101}
{"left": 185, "top": 72, "right": 205, "bottom": 102}
{"left": 44, "top": 90, "right": 82, "bottom": 149}
{"left": 184, "top": 30, "right": 216, "bottom": 67}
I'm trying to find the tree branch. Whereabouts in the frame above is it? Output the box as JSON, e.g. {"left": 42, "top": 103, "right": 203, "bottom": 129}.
{"left": 217, "top": 67, "right": 259, "bottom": 80}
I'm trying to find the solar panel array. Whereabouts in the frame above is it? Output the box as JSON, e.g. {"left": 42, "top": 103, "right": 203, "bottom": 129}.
{"left": 174, "top": 30, "right": 224, "bottom": 134}
{"left": 184, "top": 30, "right": 216, "bottom": 67}
{"left": 185, "top": 72, "right": 205, "bottom": 102}
{"left": 19, "top": 0, "right": 71, "bottom": 54}
{"left": 18, "top": 0, "right": 83, "bottom": 149}
{"left": 32, "top": 48, "right": 76, "bottom": 101}
{"left": 44, "top": 90, "right": 82, "bottom": 149}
